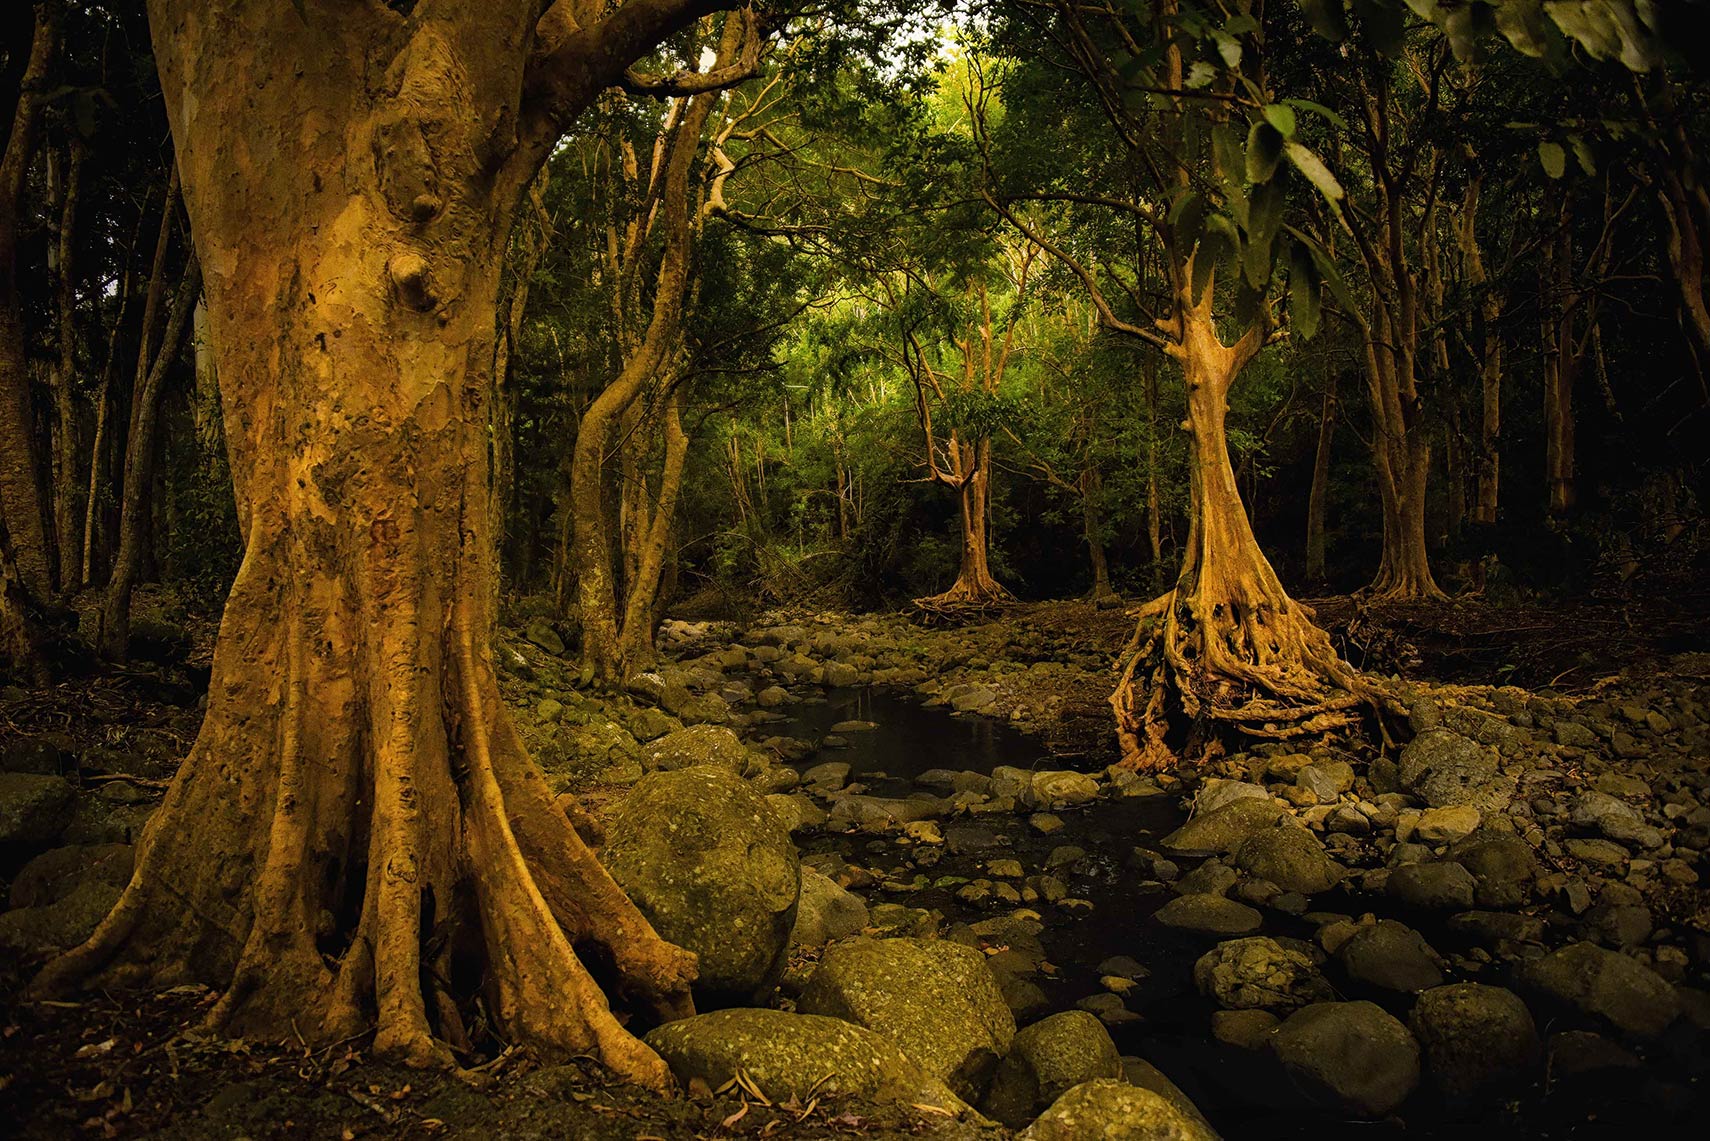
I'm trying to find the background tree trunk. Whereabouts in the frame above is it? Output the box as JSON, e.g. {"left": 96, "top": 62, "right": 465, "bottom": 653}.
{"left": 1305, "top": 368, "right": 1335, "bottom": 583}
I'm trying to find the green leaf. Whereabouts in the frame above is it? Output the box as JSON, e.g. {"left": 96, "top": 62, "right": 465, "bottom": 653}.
{"left": 1299, "top": 0, "right": 1350, "bottom": 41}
{"left": 1169, "top": 189, "right": 1208, "bottom": 248}
{"left": 1538, "top": 140, "right": 1567, "bottom": 178}
{"left": 1496, "top": 0, "right": 1553, "bottom": 56}
{"left": 1287, "top": 224, "right": 1357, "bottom": 317}
{"left": 1570, "top": 134, "right": 1597, "bottom": 175}
{"left": 1195, "top": 215, "right": 1240, "bottom": 304}
{"left": 1282, "top": 97, "right": 1350, "bottom": 132}
{"left": 1290, "top": 238, "right": 1323, "bottom": 339}
{"left": 1243, "top": 180, "right": 1285, "bottom": 288}
{"left": 1263, "top": 104, "right": 1299, "bottom": 139}
{"left": 1545, "top": 0, "right": 1662, "bottom": 71}
{"left": 1247, "top": 120, "right": 1286, "bottom": 183}
{"left": 1285, "top": 141, "right": 1346, "bottom": 210}
{"left": 1225, "top": 13, "right": 1261, "bottom": 35}
{"left": 1185, "top": 60, "right": 1218, "bottom": 89}
{"left": 1352, "top": 0, "right": 1408, "bottom": 56}
{"left": 1211, "top": 30, "right": 1243, "bottom": 69}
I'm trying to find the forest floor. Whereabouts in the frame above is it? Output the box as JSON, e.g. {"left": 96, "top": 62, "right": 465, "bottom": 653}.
{"left": 2, "top": 585, "right": 1708, "bottom": 1136}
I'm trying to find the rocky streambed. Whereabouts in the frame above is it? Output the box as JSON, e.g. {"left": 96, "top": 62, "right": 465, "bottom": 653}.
{"left": 3, "top": 601, "right": 1708, "bottom": 1137}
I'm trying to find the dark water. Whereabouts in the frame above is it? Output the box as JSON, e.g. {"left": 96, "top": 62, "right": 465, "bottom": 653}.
{"left": 784, "top": 688, "right": 1708, "bottom": 1138}
{"left": 772, "top": 686, "right": 1050, "bottom": 783}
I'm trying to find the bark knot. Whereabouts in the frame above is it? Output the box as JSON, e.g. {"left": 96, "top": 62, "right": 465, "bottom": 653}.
{"left": 388, "top": 252, "right": 436, "bottom": 311}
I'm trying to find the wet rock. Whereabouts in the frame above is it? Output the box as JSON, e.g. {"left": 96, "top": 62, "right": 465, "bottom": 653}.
{"left": 603, "top": 767, "right": 799, "bottom": 1005}
{"left": 0, "top": 773, "right": 75, "bottom": 851}
{"left": 1194, "top": 936, "right": 1333, "bottom": 1012}
{"left": 1296, "top": 762, "right": 1355, "bottom": 803}
{"left": 1451, "top": 833, "right": 1537, "bottom": 908}
{"left": 1194, "top": 779, "right": 1271, "bottom": 815}
{"left": 798, "top": 936, "right": 1014, "bottom": 1100}
{"left": 1584, "top": 899, "right": 1653, "bottom": 949}
{"left": 1175, "top": 860, "right": 1239, "bottom": 897}
{"left": 1398, "top": 730, "right": 1514, "bottom": 812}
{"left": 827, "top": 794, "right": 940, "bottom": 831}
{"left": 949, "top": 684, "right": 997, "bottom": 712}
{"left": 1212, "top": 1008, "right": 1279, "bottom": 1049}
{"left": 1154, "top": 893, "right": 1263, "bottom": 937}
{"left": 983, "top": 1011, "right": 1123, "bottom": 1127}
{"left": 1120, "top": 1058, "right": 1217, "bottom": 1134}
{"left": 756, "top": 685, "right": 789, "bottom": 707}
{"left": 824, "top": 662, "right": 863, "bottom": 688}
{"left": 644, "top": 1008, "right": 963, "bottom": 1110}
{"left": 1521, "top": 942, "right": 1681, "bottom": 1039}
{"left": 522, "top": 617, "right": 564, "bottom": 655}
{"left": 1026, "top": 771, "right": 1099, "bottom": 809}
{"left": 1018, "top": 1079, "right": 1216, "bottom": 1141}
{"left": 640, "top": 724, "right": 754, "bottom": 774}
{"left": 1231, "top": 826, "right": 1343, "bottom": 895}
{"left": 803, "top": 760, "right": 852, "bottom": 790}
{"left": 1409, "top": 983, "right": 1540, "bottom": 1107}
{"left": 1336, "top": 920, "right": 1445, "bottom": 994}
{"left": 1075, "top": 992, "right": 1140, "bottom": 1027}
{"left": 1547, "top": 1029, "right": 1640, "bottom": 1076}
{"left": 791, "top": 867, "right": 870, "bottom": 947}
{"left": 1161, "top": 798, "right": 1292, "bottom": 855}
{"left": 1, "top": 736, "right": 68, "bottom": 776}
{"left": 1386, "top": 861, "right": 1477, "bottom": 911}
{"left": 1446, "top": 910, "right": 1546, "bottom": 947}
{"left": 1268, "top": 1001, "right": 1421, "bottom": 1119}
{"left": 1414, "top": 805, "right": 1481, "bottom": 844}
{"left": 0, "top": 877, "right": 122, "bottom": 958}
{"left": 1570, "top": 791, "right": 1663, "bottom": 849}
{"left": 9, "top": 843, "right": 133, "bottom": 909}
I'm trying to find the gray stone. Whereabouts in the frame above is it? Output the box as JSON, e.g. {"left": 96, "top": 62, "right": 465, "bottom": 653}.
{"left": 603, "top": 767, "right": 799, "bottom": 1005}
{"left": 1386, "top": 861, "right": 1477, "bottom": 911}
{"left": 1268, "top": 1001, "right": 1421, "bottom": 1119}
{"left": 1193, "top": 779, "right": 1271, "bottom": 816}
{"left": 1161, "top": 798, "right": 1293, "bottom": 855}
{"left": 1521, "top": 942, "right": 1681, "bottom": 1039}
{"left": 1336, "top": 920, "right": 1444, "bottom": 994}
{"left": 1026, "top": 770, "right": 1100, "bottom": 809}
{"left": 1451, "top": 833, "right": 1537, "bottom": 909}
{"left": 1570, "top": 791, "right": 1663, "bottom": 849}
{"left": 1174, "top": 860, "right": 1239, "bottom": 897}
{"left": 1153, "top": 893, "right": 1263, "bottom": 937}
{"left": 0, "top": 878, "right": 122, "bottom": 958}
{"left": 1018, "top": 1079, "right": 1216, "bottom": 1141}
{"left": 644, "top": 1009, "right": 963, "bottom": 1110}
{"left": 641, "top": 724, "right": 754, "bottom": 774}
{"left": 799, "top": 936, "right": 1014, "bottom": 1100}
{"left": 1231, "top": 826, "right": 1343, "bottom": 895}
{"left": 1409, "top": 984, "right": 1540, "bottom": 1107}
{"left": 1398, "top": 730, "right": 1514, "bottom": 812}
{"left": 1413, "top": 805, "right": 1481, "bottom": 844}
{"left": 9, "top": 843, "right": 133, "bottom": 909}
{"left": 983, "top": 1011, "right": 1123, "bottom": 1127}
{"left": 0, "top": 773, "right": 75, "bottom": 850}
{"left": 522, "top": 617, "right": 564, "bottom": 655}
{"left": 1211, "top": 1008, "right": 1279, "bottom": 1049}
{"left": 1296, "top": 762, "right": 1355, "bottom": 803}
{"left": 1193, "top": 936, "right": 1333, "bottom": 1012}
{"left": 790, "top": 867, "right": 870, "bottom": 947}
{"left": 1, "top": 736, "right": 67, "bottom": 776}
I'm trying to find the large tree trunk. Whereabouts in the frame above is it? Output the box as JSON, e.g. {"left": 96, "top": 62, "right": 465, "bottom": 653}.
{"left": 36, "top": 0, "right": 706, "bottom": 1085}
{"left": 1362, "top": 309, "right": 1444, "bottom": 601}
{"left": 1113, "top": 298, "right": 1369, "bottom": 770}
{"left": 0, "top": 1, "right": 59, "bottom": 603}
{"left": 1080, "top": 467, "right": 1115, "bottom": 600}
{"left": 920, "top": 436, "right": 1012, "bottom": 609}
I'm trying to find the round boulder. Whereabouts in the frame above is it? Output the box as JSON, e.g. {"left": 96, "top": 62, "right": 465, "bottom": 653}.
{"left": 1268, "top": 1000, "right": 1421, "bottom": 1119}
{"left": 790, "top": 866, "right": 870, "bottom": 947}
{"left": 983, "top": 1011, "right": 1124, "bottom": 1127}
{"left": 1194, "top": 936, "right": 1333, "bottom": 1012}
{"left": 1161, "top": 798, "right": 1291, "bottom": 855}
{"left": 1520, "top": 941, "right": 1680, "bottom": 1039}
{"left": 643, "top": 1008, "right": 960, "bottom": 1110}
{"left": 1231, "top": 825, "right": 1343, "bottom": 895}
{"left": 1409, "top": 983, "right": 1540, "bottom": 1107}
{"left": 1018, "top": 1079, "right": 1217, "bottom": 1141}
{"left": 602, "top": 766, "right": 799, "bottom": 1005}
{"left": 0, "top": 773, "right": 75, "bottom": 851}
{"left": 640, "top": 724, "right": 756, "bottom": 774}
{"left": 1335, "top": 920, "right": 1445, "bottom": 995}
{"left": 798, "top": 935, "right": 1015, "bottom": 1100}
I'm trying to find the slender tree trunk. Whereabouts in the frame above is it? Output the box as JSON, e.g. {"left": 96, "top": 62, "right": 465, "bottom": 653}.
{"left": 97, "top": 258, "right": 200, "bottom": 658}
{"left": 1079, "top": 467, "right": 1114, "bottom": 600}
{"left": 1362, "top": 310, "right": 1443, "bottom": 601}
{"left": 1112, "top": 295, "right": 1370, "bottom": 770}
{"left": 0, "top": 2, "right": 60, "bottom": 603}
{"left": 616, "top": 388, "right": 690, "bottom": 668}
{"left": 1305, "top": 368, "right": 1336, "bottom": 583}
{"left": 1144, "top": 351, "right": 1163, "bottom": 577}
{"left": 47, "top": 139, "right": 85, "bottom": 595}
{"left": 1459, "top": 177, "right": 1503, "bottom": 527}
{"left": 1543, "top": 211, "right": 1577, "bottom": 516}
{"left": 37, "top": 0, "right": 709, "bottom": 1085}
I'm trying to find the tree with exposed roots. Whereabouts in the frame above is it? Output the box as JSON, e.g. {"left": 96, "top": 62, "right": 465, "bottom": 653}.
{"left": 980, "top": 0, "right": 1383, "bottom": 768}
{"left": 29, "top": 0, "right": 761, "bottom": 1086}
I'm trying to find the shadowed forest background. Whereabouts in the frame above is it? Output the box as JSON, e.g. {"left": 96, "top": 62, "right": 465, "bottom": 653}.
{"left": 1, "top": 1, "right": 1708, "bottom": 1138}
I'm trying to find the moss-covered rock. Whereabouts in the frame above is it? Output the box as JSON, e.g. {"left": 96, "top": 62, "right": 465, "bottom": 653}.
{"left": 643, "top": 1008, "right": 965, "bottom": 1111}
{"left": 1161, "top": 798, "right": 1292, "bottom": 855}
{"left": 798, "top": 935, "right": 1015, "bottom": 1100}
{"left": 641, "top": 724, "right": 756, "bottom": 774}
{"left": 1017, "top": 1079, "right": 1217, "bottom": 1140}
{"left": 983, "top": 1011, "right": 1123, "bottom": 1127}
{"left": 602, "top": 767, "right": 799, "bottom": 1005}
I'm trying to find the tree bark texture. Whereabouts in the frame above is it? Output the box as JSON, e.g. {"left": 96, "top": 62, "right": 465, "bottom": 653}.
{"left": 34, "top": 0, "right": 743, "bottom": 1086}
{"left": 0, "top": 1, "right": 60, "bottom": 602}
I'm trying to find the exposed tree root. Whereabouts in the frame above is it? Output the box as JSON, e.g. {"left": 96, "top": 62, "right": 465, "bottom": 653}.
{"left": 913, "top": 573, "right": 1014, "bottom": 626}
{"left": 29, "top": 542, "right": 695, "bottom": 1087}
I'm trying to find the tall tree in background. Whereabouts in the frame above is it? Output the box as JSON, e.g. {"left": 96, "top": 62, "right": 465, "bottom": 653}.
{"left": 33, "top": 0, "right": 767, "bottom": 1086}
